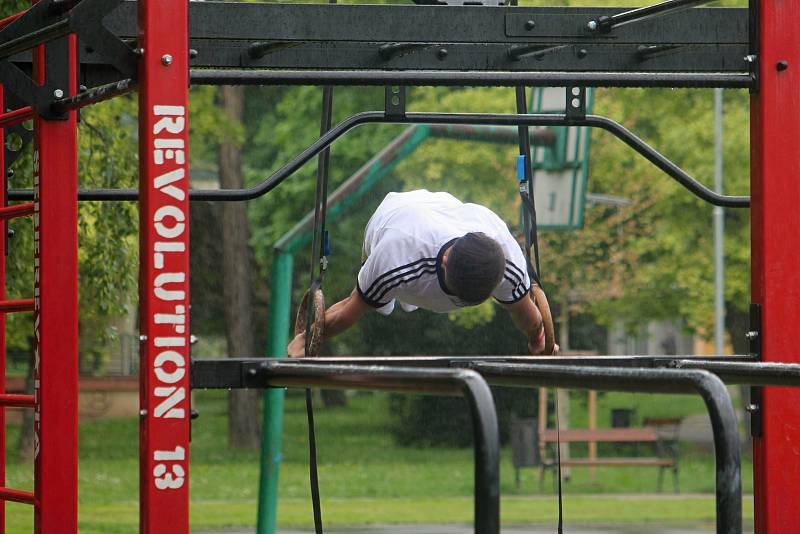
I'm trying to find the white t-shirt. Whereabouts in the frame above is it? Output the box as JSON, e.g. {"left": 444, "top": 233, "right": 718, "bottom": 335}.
{"left": 357, "top": 190, "right": 530, "bottom": 315}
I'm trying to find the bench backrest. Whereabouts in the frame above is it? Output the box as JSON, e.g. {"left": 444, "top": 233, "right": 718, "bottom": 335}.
{"left": 540, "top": 427, "right": 660, "bottom": 443}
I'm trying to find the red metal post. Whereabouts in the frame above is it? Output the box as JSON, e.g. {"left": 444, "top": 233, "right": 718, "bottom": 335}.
{"left": 32, "top": 37, "right": 79, "bottom": 533}
{"left": 751, "top": 0, "right": 800, "bottom": 531}
{"left": 138, "top": 0, "right": 191, "bottom": 531}
{"left": 0, "top": 83, "right": 6, "bottom": 534}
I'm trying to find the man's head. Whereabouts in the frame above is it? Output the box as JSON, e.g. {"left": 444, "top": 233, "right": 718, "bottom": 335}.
{"left": 444, "top": 232, "right": 505, "bottom": 305}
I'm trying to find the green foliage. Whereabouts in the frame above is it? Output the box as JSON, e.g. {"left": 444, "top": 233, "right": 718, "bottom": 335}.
{"left": 4, "top": 96, "right": 140, "bottom": 368}
{"left": 548, "top": 87, "right": 751, "bottom": 341}
{"left": 235, "top": 83, "right": 751, "bottom": 362}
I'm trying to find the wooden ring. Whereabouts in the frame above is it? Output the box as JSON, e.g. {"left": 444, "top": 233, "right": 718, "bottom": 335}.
{"left": 531, "top": 284, "right": 556, "bottom": 355}
{"left": 294, "top": 286, "right": 326, "bottom": 357}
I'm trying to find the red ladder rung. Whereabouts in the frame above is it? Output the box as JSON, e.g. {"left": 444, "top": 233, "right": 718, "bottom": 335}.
{"left": 0, "top": 106, "right": 35, "bottom": 129}
{"left": 0, "top": 487, "right": 35, "bottom": 505}
{"left": 0, "top": 203, "right": 34, "bottom": 221}
{"left": 0, "top": 9, "right": 28, "bottom": 29}
{"left": 0, "top": 299, "right": 34, "bottom": 313}
{"left": 0, "top": 394, "right": 34, "bottom": 408}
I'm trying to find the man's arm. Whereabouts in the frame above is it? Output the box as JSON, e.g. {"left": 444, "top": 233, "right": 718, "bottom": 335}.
{"left": 501, "top": 295, "right": 551, "bottom": 355}
{"left": 288, "top": 286, "right": 371, "bottom": 357}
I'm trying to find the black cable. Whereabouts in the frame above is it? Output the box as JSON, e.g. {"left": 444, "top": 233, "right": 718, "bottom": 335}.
{"left": 304, "top": 64, "right": 336, "bottom": 534}
{"left": 515, "top": 86, "right": 562, "bottom": 533}
{"left": 306, "top": 389, "right": 324, "bottom": 534}
{"left": 554, "top": 391, "right": 564, "bottom": 534}
{"left": 514, "top": 87, "right": 543, "bottom": 288}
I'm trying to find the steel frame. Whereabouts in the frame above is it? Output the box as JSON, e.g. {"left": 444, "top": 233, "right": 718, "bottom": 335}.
{"left": 0, "top": 0, "right": 797, "bottom": 532}
{"left": 8, "top": 110, "right": 750, "bottom": 207}
{"left": 193, "top": 358, "right": 744, "bottom": 533}
{"left": 471, "top": 363, "right": 741, "bottom": 534}
{"left": 750, "top": 0, "right": 800, "bottom": 529}
{"left": 31, "top": 34, "right": 79, "bottom": 534}
{"left": 191, "top": 360, "right": 501, "bottom": 534}
{"left": 58, "top": 3, "right": 754, "bottom": 89}
{"left": 136, "top": 0, "right": 191, "bottom": 531}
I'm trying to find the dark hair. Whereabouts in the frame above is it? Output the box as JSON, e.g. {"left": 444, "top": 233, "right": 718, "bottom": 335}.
{"left": 446, "top": 232, "right": 505, "bottom": 305}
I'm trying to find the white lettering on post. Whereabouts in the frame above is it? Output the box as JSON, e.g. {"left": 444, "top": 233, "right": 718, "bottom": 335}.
{"left": 149, "top": 104, "right": 188, "bottom": 491}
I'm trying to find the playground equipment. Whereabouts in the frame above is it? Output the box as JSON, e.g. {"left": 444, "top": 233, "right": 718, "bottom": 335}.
{"left": 1, "top": 0, "right": 799, "bottom": 532}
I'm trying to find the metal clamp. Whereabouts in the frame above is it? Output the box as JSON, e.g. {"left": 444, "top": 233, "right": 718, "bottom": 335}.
{"left": 384, "top": 86, "right": 406, "bottom": 117}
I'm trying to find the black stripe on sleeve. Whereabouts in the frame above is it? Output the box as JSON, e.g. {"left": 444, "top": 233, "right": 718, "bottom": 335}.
{"left": 357, "top": 282, "right": 391, "bottom": 309}
{"left": 373, "top": 267, "right": 438, "bottom": 303}
{"left": 495, "top": 274, "right": 530, "bottom": 304}
{"left": 362, "top": 257, "right": 436, "bottom": 299}
{"left": 365, "top": 260, "right": 436, "bottom": 301}
{"left": 505, "top": 259, "right": 527, "bottom": 282}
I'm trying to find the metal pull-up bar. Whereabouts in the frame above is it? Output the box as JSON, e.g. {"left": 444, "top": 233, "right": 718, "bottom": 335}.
{"left": 8, "top": 110, "right": 750, "bottom": 207}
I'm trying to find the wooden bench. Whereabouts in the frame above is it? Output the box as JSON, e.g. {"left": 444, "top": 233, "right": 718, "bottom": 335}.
{"left": 511, "top": 418, "right": 680, "bottom": 492}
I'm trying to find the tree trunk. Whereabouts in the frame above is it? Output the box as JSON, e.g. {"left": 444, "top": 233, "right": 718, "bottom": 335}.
{"left": 219, "top": 85, "right": 261, "bottom": 449}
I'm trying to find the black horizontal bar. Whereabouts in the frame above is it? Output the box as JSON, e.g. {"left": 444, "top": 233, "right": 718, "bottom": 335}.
{"left": 188, "top": 69, "right": 754, "bottom": 89}
{"left": 192, "top": 359, "right": 500, "bottom": 534}
{"left": 50, "top": 77, "right": 134, "bottom": 114}
{"left": 256, "top": 355, "right": 800, "bottom": 388}
{"left": 0, "top": 18, "right": 69, "bottom": 60}
{"left": 0, "top": 0, "right": 69, "bottom": 60}
{"left": 98, "top": 2, "right": 746, "bottom": 46}
{"left": 669, "top": 360, "right": 800, "bottom": 386}
{"left": 10, "top": 110, "right": 746, "bottom": 207}
{"left": 470, "top": 363, "right": 741, "bottom": 534}
{"left": 275, "top": 354, "right": 755, "bottom": 368}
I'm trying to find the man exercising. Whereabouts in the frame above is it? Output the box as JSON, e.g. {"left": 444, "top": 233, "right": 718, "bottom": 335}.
{"left": 288, "top": 189, "right": 553, "bottom": 357}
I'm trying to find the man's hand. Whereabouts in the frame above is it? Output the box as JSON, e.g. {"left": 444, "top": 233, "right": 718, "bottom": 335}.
{"left": 527, "top": 324, "right": 546, "bottom": 354}
{"left": 527, "top": 324, "right": 560, "bottom": 355}
{"left": 287, "top": 332, "right": 306, "bottom": 358}
{"left": 286, "top": 286, "right": 371, "bottom": 357}
{"left": 503, "top": 294, "right": 559, "bottom": 355}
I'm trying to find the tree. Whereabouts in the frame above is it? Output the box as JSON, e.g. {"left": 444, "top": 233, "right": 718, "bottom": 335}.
{"left": 219, "top": 85, "right": 261, "bottom": 448}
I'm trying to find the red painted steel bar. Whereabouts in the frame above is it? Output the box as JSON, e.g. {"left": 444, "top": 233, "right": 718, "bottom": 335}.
{"left": 751, "top": 0, "right": 800, "bottom": 531}
{"left": 0, "top": 394, "right": 35, "bottom": 408}
{"left": 0, "top": 10, "right": 27, "bottom": 29}
{"left": 0, "top": 487, "right": 35, "bottom": 506}
{"left": 138, "top": 0, "right": 191, "bottom": 531}
{"left": 32, "top": 36, "right": 78, "bottom": 534}
{"left": 0, "top": 203, "right": 34, "bottom": 220}
{"left": 0, "top": 299, "right": 34, "bottom": 313}
{"left": 0, "top": 107, "right": 34, "bottom": 129}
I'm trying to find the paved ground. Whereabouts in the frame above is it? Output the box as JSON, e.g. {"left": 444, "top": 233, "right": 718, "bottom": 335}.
{"left": 197, "top": 523, "right": 752, "bottom": 534}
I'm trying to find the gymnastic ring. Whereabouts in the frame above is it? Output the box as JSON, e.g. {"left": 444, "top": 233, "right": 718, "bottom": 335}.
{"left": 531, "top": 283, "right": 556, "bottom": 355}
{"left": 294, "top": 286, "right": 326, "bottom": 357}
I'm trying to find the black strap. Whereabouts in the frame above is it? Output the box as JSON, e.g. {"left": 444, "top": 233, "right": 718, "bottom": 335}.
{"left": 306, "top": 390, "right": 324, "bottom": 534}
{"left": 514, "top": 86, "right": 543, "bottom": 289}
{"left": 304, "top": 84, "right": 335, "bottom": 534}
{"left": 515, "top": 86, "right": 562, "bottom": 533}
{"left": 554, "top": 391, "right": 564, "bottom": 534}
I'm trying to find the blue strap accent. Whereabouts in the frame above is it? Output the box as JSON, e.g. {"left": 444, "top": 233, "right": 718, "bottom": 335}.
{"left": 323, "top": 230, "right": 331, "bottom": 256}
{"left": 517, "top": 154, "right": 526, "bottom": 182}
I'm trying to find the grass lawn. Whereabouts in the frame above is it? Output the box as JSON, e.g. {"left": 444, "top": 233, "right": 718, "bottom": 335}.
{"left": 0, "top": 388, "right": 753, "bottom": 533}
